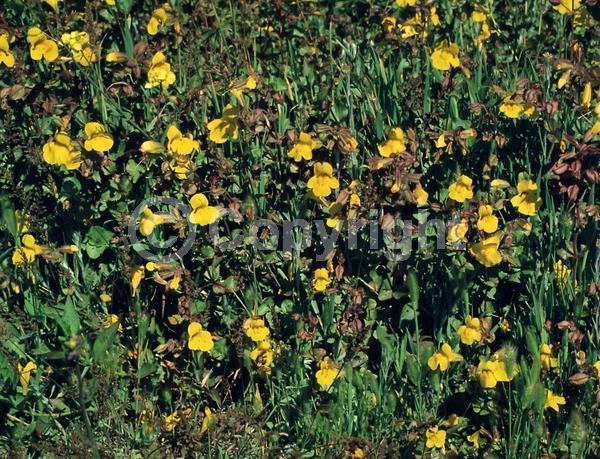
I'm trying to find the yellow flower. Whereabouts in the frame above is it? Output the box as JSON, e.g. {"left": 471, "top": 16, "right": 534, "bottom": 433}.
{"left": 207, "top": 103, "right": 239, "bottom": 144}
{"left": 425, "top": 426, "right": 446, "bottom": 449}
{"left": 554, "top": 260, "right": 571, "bottom": 287}
{"left": 553, "top": 0, "right": 581, "bottom": 14}
{"left": 315, "top": 357, "right": 341, "bottom": 390}
{"left": 413, "top": 183, "right": 429, "bottom": 206}
{"left": 540, "top": 344, "right": 558, "bottom": 370}
{"left": 470, "top": 233, "right": 503, "bottom": 267}
{"left": 510, "top": 179, "right": 542, "bottom": 216}
{"left": 382, "top": 16, "right": 398, "bottom": 33}
{"left": 42, "top": 131, "right": 81, "bottom": 170}
{"left": 458, "top": 316, "right": 482, "bottom": 345}
{"left": 83, "top": 122, "right": 113, "bottom": 152}
{"left": 499, "top": 97, "right": 535, "bottom": 119}
{"left": 350, "top": 447, "right": 365, "bottom": 459}
{"left": 429, "top": 7, "right": 441, "bottom": 26}
{"left": 164, "top": 408, "right": 191, "bottom": 432}
{"left": 139, "top": 207, "right": 173, "bottom": 236}
{"left": 349, "top": 193, "right": 361, "bottom": 208}
{"left": 499, "top": 318, "right": 511, "bottom": 332}
{"left": 200, "top": 407, "right": 214, "bottom": 434}
{"left": 448, "top": 175, "right": 473, "bottom": 202}
{"left": 130, "top": 264, "right": 144, "bottom": 296}
{"left": 593, "top": 360, "right": 600, "bottom": 375}
{"left": 581, "top": 82, "right": 592, "bottom": 109}
{"left": 467, "top": 431, "right": 480, "bottom": 449}
{"left": 435, "top": 133, "right": 446, "bottom": 148}
{"left": 447, "top": 220, "right": 468, "bottom": 244}
{"left": 378, "top": 127, "right": 406, "bottom": 157}
{"left": 478, "top": 358, "right": 517, "bottom": 388}
{"left": 170, "top": 156, "right": 193, "bottom": 180}
{"left": 17, "top": 361, "right": 37, "bottom": 395}
{"left": 471, "top": 11, "right": 487, "bottom": 22}
{"left": 106, "top": 51, "right": 127, "bottom": 63}
{"left": 99, "top": 293, "right": 112, "bottom": 302}
{"left": 544, "top": 389, "right": 566, "bottom": 412}
{"left": 140, "top": 140, "right": 165, "bottom": 154}
{"left": 105, "top": 0, "right": 115, "bottom": 5}
{"left": 61, "top": 31, "right": 96, "bottom": 66}
{"left": 27, "top": 27, "right": 59, "bottom": 62}
{"left": 391, "top": 183, "right": 400, "bottom": 194}
{"left": 187, "top": 322, "right": 214, "bottom": 352}
{"left": 442, "top": 414, "right": 461, "bottom": 427}
{"left": 0, "top": 33, "right": 15, "bottom": 68}
{"left": 167, "top": 125, "right": 199, "bottom": 155}
{"left": 307, "top": 162, "right": 340, "bottom": 198}
{"left": 244, "top": 317, "right": 270, "bottom": 342}
{"left": 427, "top": 343, "right": 463, "bottom": 371}
{"left": 148, "top": 4, "right": 170, "bottom": 36}
{"left": 189, "top": 193, "right": 219, "bottom": 226}
{"left": 250, "top": 340, "right": 274, "bottom": 375}
{"left": 396, "top": 0, "right": 417, "bottom": 6}
{"left": 288, "top": 132, "right": 318, "bottom": 162}
{"left": 431, "top": 42, "right": 460, "bottom": 71}
{"left": 145, "top": 51, "right": 176, "bottom": 90}
{"left": 490, "top": 178, "right": 511, "bottom": 189}
{"left": 477, "top": 205, "right": 499, "bottom": 233}
{"left": 313, "top": 268, "right": 331, "bottom": 292}
{"left": 103, "top": 314, "right": 119, "bottom": 328}
{"left": 12, "top": 234, "right": 43, "bottom": 266}
{"left": 43, "top": 0, "right": 61, "bottom": 11}
{"left": 230, "top": 75, "right": 257, "bottom": 100}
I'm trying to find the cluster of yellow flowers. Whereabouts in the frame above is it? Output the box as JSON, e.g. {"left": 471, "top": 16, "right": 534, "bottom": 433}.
{"left": 244, "top": 317, "right": 274, "bottom": 375}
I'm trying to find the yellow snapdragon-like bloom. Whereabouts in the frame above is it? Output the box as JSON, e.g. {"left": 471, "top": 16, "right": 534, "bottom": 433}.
{"left": 315, "top": 357, "right": 341, "bottom": 389}
{"left": 427, "top": 343, "right": 463, "bottom": 371}
{"left": 511, "top": 179, "right": 542, "bottom": 216}
{"left": 431, "top": 43, "right": 460, "bottom": 71}
{"left": 27, "top": 27, "right": 58, "bottom": 62}
{"left": 187, "top": 322, "right": 214, "bottom": 352}
{"left": 230, "top": 75, "right": 257, "bottom": 100}
{"left": 61, "top": 31, "right": 97, "bottom": 66}
{"left": 447, "top": 220, "right": 468, "bottom": 244}
{"left": 313, "top": 268, "right": 331, "bottom": 292}
{"left": 148, "top": 4, "right": 171, "bottom": 36}
{"left": 378, "top": 128, "right": 407, "bottom": 157}
{"left": 554, "top": 260, "right": 571, "bottom": 287}
{"left": 244, "top": 317, "right": 270, "bottom": 342}
{"left": 413, "top": 183, "right": 429, "bottom": 206}
{"left": 0, "top": 33, "right": 16, "bottom": 68}
{"left": 17, "top": 361, "right": 37, "bottom": 395}
{"left": 477, "top": 205, "right": 498, "bottom": 233}
{"left": 499, "top": 96, "right": 535, "bottom": 119}
{"left": 544, "top": 389, "right": 566, "bottom": 412}
{"left": 250, "top": 339, "right": 274, "bottom": 375}
{"left": 145, "top": 51, "right": 176, "bottom": 90}
{"left": 42, "top": 131, "right": 81, "bottom": 170}
{"left": 83, "top": 122, "right": 113, "bottom": 152}
{"left": 167, "top": 125, "right": 200, "bottom": 155}
{"left": 288, "top": 132, "right": 318, "bottom": 162}
{"left": 207, "top": 104, "right": 239, "bottom": 143}
{"left": 540, "top": 343, "right": 558, "bottom": 370}
{"left": 189, "top": 193, "right": 219, "bottom": 226}
{"left": 425, "top": 426, "right": 446, "bottom": 449}
{"left": 448, "top": 175, "right": 473, "bottom": 202}
{"left": 553, "top": 0, "right": 581, "bottom": 15}
{"left": 307, "top": 162, "right": 340, "bottom": 198}
{"left": 478, "top": 357, "right": 518, "bottom": 388}
{"left": 139, "top": 207, "right": 173, "bottom": 236}
{"left": 458, "top": 315, "right": 482, "bottom": 345}
{"left": 470, "top": 233, "right": 503, "bottom": 267}
{"left": 12, "top": 235, "right": 43, "bottom": 266}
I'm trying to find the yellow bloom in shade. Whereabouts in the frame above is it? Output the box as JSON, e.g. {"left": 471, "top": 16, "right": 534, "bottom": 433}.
{"left": 187, "top": 322, "right": 214, "bottom": 352}
{"left": 147, "top": 4, "right": 170, "bottom": 36}
{"left": 510, "top": 179, "right": 542, "bottom": 216}
{"left": 382, "top": 16, "right": 398, "bottom": 33}
{"left": 145, "top": 51, "right": 176, "bottom": 90}
{"left": 427, "top": 343, "right": 463, "bottom": 371}
{"left": 378, "top": 127, "right": 406, "bottom": 157}
{"left": 350, "top": 447, "right": 365, "bottom": 459}
{"left": 442, "top": 414, "right": 461, "bottom": 427}
{"left": 425, "top": 426, "right": 446, "bottom": 449}
{"left": 250, "top": 340, "right": 274, "bottom": 375}
{"left": 431, "top": 43, "right": 460, "bottom": 71}
{"left": 167, "top": 125, "right": 199, "bottom": 155}
{"left": 458, "top": 316, "right": 482, "bottom": 345}
{"left": 42, "top": 131, "right": 81, "bottom": 170}
{"left": 230, "top": 75, "right": 257, "bottom": 100}
{"left": 500, "top": 318, "right": 511, "bottom": 332}
{"left": 396, "top": 0, "right": 417, "bottom": 6}
{"left": 553, "top": 0, "right": 581, "bottom": 14}
{"left": 288, "top": 132, "right": 318, "bottom": 162}
{"left": 43, "top": 0, "right": 61, "bottom": 11}
{"left": 391, "top": 183, "right": 400, "bottom": 194}
{"left": 581, "top": 82, "right": 592, "bottom": 109}
{"left": 61, "top": 31, "right": 96, "bottom": 66}
{"left": 413, "top": 183, "right": 429, "bottom": 206}
{"left": 467, "top": 431, "right": 480, "bottom": 449}
{"left": 200, "top": 407, "right": 215, "bottom": 434}
{"left": 313, "top": 268, "right": 331, "bottom": 292}
{"left": 349, "top": 193, "right": 361, "bottom": 208}
{"left": 105, "top": 51, "right": 127, "bottom": 63}
{"left": 189, "top": 193, "right": 219, "bottom": 226}
{"left": 478, "top": 359, "right": 514, "bottom": 388}
{"left": 544, "top": 389, "right": 566, "bottom": 412}
{"left": 139, "top": 207, "right": 173, "bottom": 236}
{"left": 103, "top": 314, "right": 119, "bottom": 328}
{"left": 105, "top": 0, "right": 115, "bottom": 5}
{"left": 477, "top": 205, "right": 498, "bottom": 233}
{"left": 448, "top": 175, "right": 473, "bottom": 202}
{"left": 12, "top": 235, "right": 43, "bottom": 266}
{"left": 83, "top": 122, "right": 113, "bottom": 152}
{"left": 27, "top": 27, "right": 58, "bottom": 62}
{"left": 593, "top": 360, "right": 600, "bottom": 375}
{"left": 100, "top": 293, "right": 112, "bottom": 302}
{"left": 17, "top": 361, "right": 37, "bottom": 395}
{"left": 244, "top": 317, "right": 270, "bottom": 342}
{"left": 140, "top": 140, "right": 165, "bottom": 154}
{"left": 499, "top": 97, "right": 535, "bottom": 119}
{"left": 130, "top": 264, "right": 144, "bottom": 296}
{"left": 540, "top": 344, "right": 558, "bottom": 370}
{"left": 554, "top": 260, "right": 571, "bottom": 287}
{"left": 316, "top": 357, "right": 341, "bottom": 390}
{"left": 207, "top": 104, "right": 239, "bottom": 144}
{"left": 164, "top": 408, "right": 192, "bottom": 432}
{"left": 0, "top": 33, "right": 16, "bottom": 68}
{"left": 447, "top": 220, "right": 468, "bottom": 244}
{"left": 307, "top": 162, "right": 340, "bottom": 198}
{"left": 170, "top": 156, "right": 193, "bottom": 180}
{"left": 435, "top": 133, "right": 446, "bottom": 148}
{"left": 472, "top": 11, "right": 487, "bottom": 22}
{"left": 470, "top": 234, "right": 503, "bottom": 267}
{"left": 490, "top": 178, "right": 511, "bottom": 189}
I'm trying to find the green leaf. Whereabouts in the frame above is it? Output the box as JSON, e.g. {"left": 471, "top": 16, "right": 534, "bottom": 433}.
{"left": 84, "top": 225, "right": 114, "bottom": 259}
